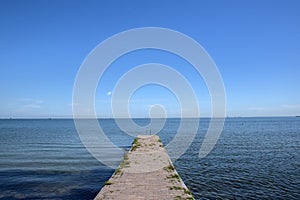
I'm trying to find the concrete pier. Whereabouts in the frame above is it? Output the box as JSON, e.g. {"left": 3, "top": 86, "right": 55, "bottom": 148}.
{"left": 95, "top": 135, "right": 194, "bottom": 200}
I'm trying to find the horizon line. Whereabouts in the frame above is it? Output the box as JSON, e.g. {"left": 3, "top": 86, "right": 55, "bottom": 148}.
{"left": 1, "top": 116, "right": 299, "bottom": 120}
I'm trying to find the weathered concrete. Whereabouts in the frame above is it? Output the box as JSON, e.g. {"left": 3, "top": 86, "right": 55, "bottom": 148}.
{"left": 95, "top": 135, "right": 194, "bottom": 200}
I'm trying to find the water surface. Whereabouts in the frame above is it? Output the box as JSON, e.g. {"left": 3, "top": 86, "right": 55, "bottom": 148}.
{"left": 0, "top": 117, "right": 299, "bottom": 199}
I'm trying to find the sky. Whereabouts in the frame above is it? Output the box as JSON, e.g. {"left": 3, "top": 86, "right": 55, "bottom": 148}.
{"left": 0, "top": 0, "right": 299, "bottom": 118}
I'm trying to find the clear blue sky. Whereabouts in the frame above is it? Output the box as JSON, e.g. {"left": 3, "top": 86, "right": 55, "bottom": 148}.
{"left": 0, "top": 0, "right": 299, "bottom": 118}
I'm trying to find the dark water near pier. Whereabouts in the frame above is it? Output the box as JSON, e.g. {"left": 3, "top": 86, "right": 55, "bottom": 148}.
{"left": 0, "top": 117, "right": 299, "bottom": 199}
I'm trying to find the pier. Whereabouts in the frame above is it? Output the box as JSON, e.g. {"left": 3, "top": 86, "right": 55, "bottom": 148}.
{"left": 95, "top": 135, "right": 194, "bottom": 200}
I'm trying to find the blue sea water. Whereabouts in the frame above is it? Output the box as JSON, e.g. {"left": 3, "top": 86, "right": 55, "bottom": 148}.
{"left": 0, "top": 117, "right": 299, "bottom": 199}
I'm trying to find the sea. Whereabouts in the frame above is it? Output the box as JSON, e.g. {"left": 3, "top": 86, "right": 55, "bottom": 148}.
{"left": 0, "top": 117, "right": 299, "bottom": 199}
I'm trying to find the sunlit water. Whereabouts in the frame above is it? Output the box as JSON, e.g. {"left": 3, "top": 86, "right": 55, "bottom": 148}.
{"left": 0, "top": 117, "right": 299, "bottom": 199}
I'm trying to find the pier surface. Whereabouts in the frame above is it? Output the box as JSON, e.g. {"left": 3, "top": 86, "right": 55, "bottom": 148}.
{"left": 95, "top": 135, "right": 194, "bottom": 200}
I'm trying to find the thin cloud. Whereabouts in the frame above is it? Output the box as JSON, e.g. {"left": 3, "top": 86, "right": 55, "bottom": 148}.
{"left": 68, "top": 102, "right": 80, "bottom": 107}
{"left": 19, "top": 98, "right": 43, "bottom": 109}
{"left": 23, "top": 104, "right": 41, "bottom": 109}
{"left": 281, "top": 104, "right": 300, "bottom": 109}
{"left": 248, "top": 107, "right": 266, "bottom": 111}
{"left": 19, "top": 98, "right": 43, "bottom": 104}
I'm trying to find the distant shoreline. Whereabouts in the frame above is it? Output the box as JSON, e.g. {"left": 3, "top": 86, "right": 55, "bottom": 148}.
{"left": 1, "top": 116, "right": 299, "bottom": 120}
